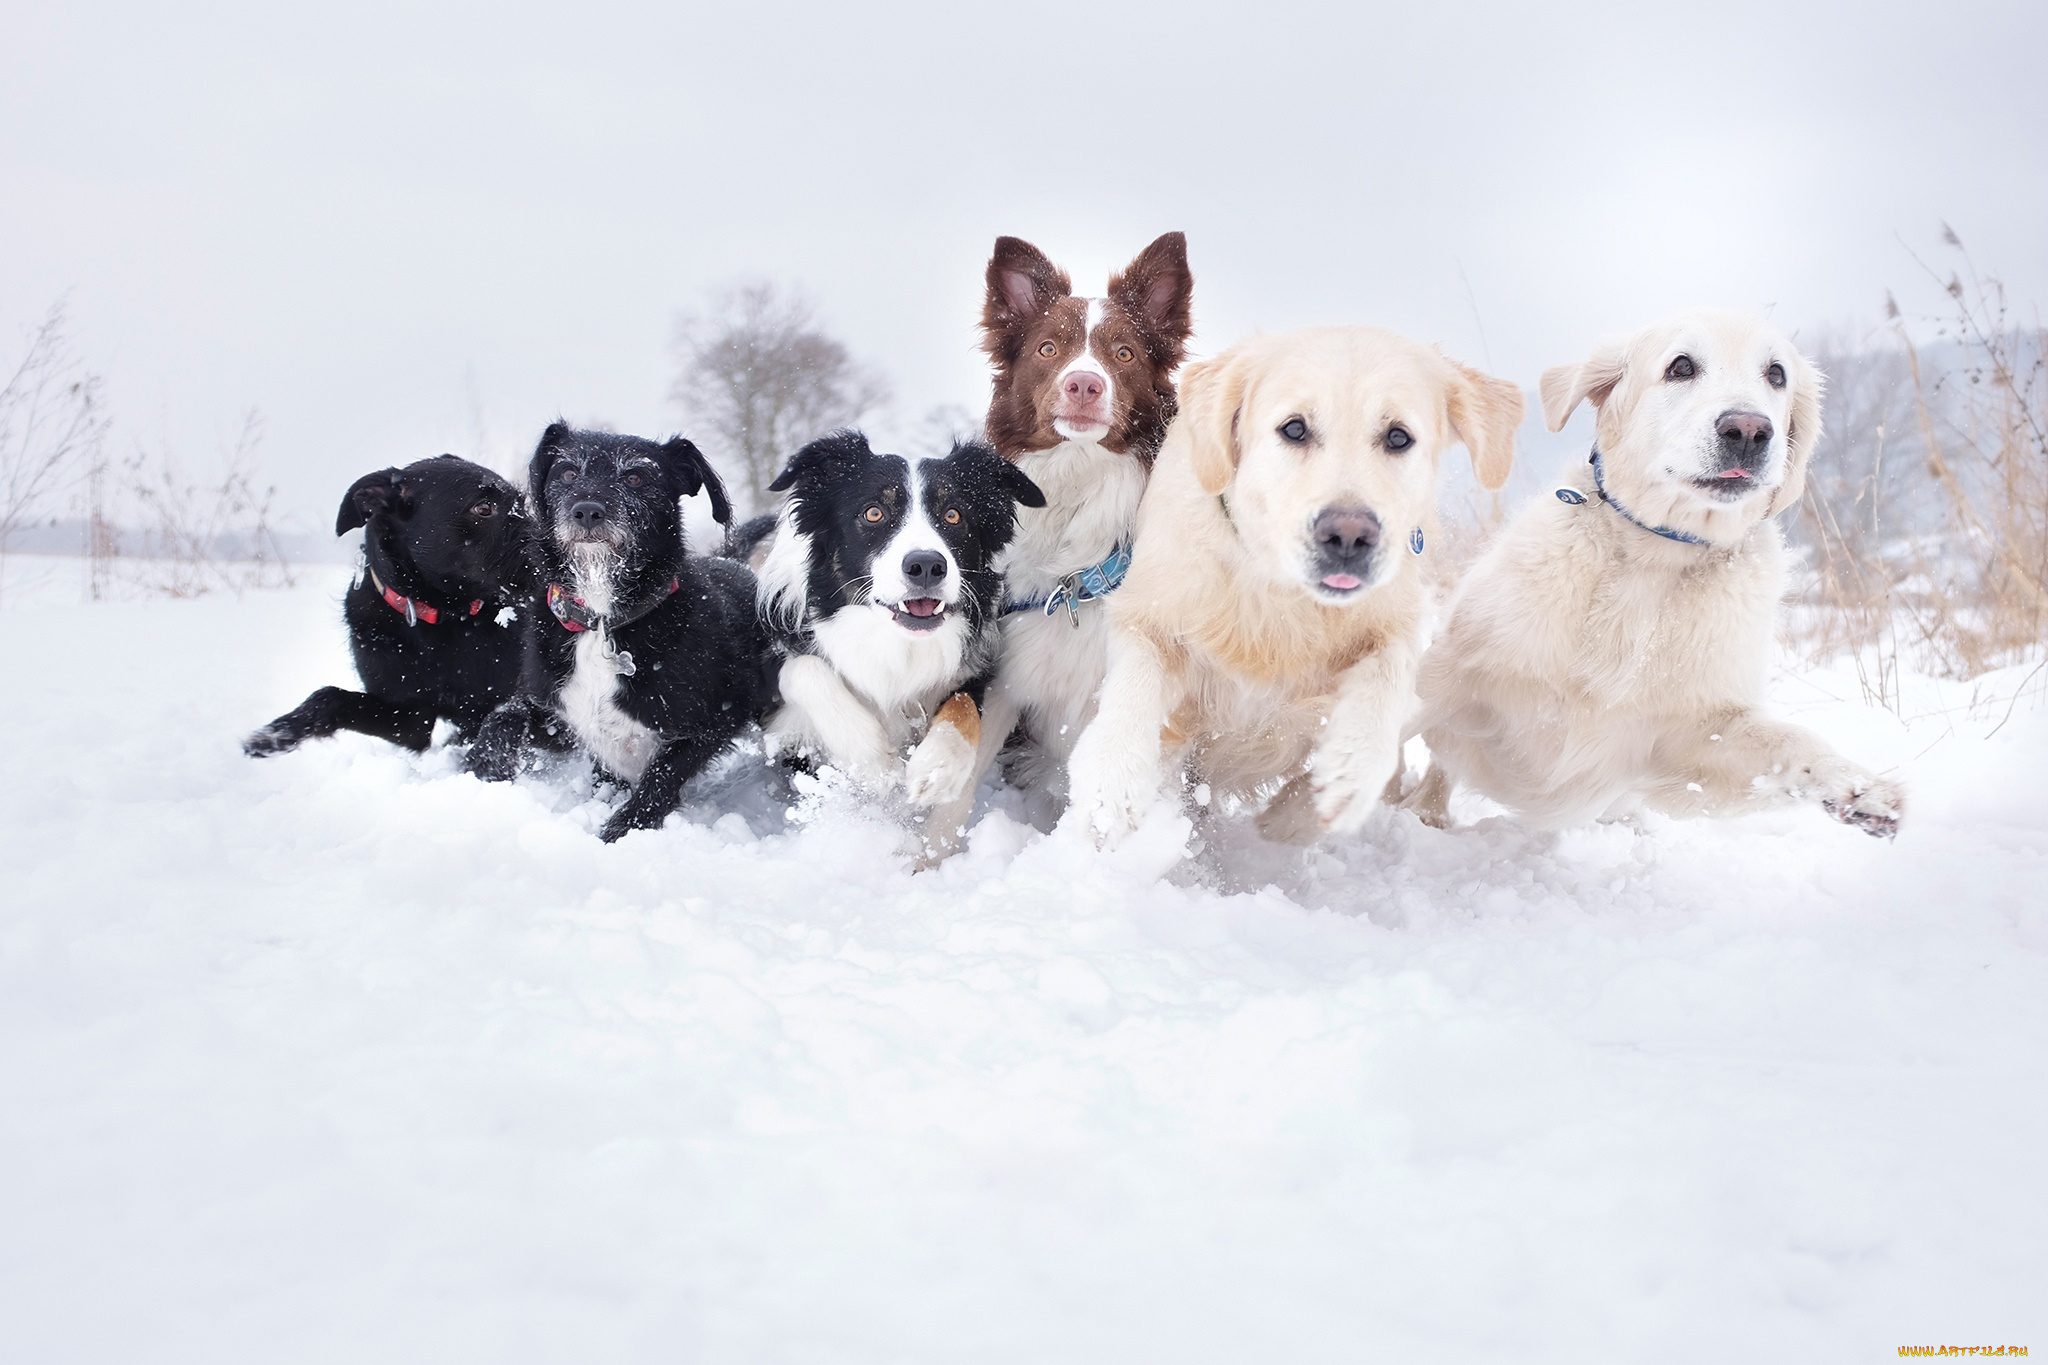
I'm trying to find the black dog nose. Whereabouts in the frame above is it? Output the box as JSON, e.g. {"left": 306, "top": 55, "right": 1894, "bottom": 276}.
{"left": 570, "top": 500, "right": 606, "bottom": 529}
{"left": 1716, "top": 410, "right": 1773, "bottom": 463}
{"left": 902, "top": 549, "right": 948, "bottom": 589}
{"left": 1313, "top": 505, "right": 1382, "bottom": 563}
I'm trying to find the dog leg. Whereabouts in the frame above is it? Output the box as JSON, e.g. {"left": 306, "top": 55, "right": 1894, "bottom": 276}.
{"left": 770, "top": 655, "right": 898, "bottom": 789}
{"left": 244, "top": 686, "right": 436, "bottom": 756}
{"left": 1063, "top": 627, "right": 1175, "bottom": 849}
{"left": 1402, "top": 761, "right": 1454, "bottom": 829}
{"left": 1307, "top": 641, "right": 1419, "bottom": 837}
{"left": 905, "top": 692, "right": 981, "bottom": 807}
{"left": 466, "top": 695, "right": 550, "bottom": 782}
{"left": 599, "top": 730, "right": 736, "bottom": 842}
{"left": 1651, "top": 711, "right": 1904, "bottom": 839}
{"left": 913, "top": 685, "right": 1020, "bottom": 867}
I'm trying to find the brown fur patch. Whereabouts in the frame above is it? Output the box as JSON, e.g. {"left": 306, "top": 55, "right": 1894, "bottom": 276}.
{"left": 931, "top": 691, "right": 980, "bottom": 751}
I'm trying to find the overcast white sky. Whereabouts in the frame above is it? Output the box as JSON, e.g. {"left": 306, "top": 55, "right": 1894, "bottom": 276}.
{"left": 4, "top": 0, "right": 2044, "bottom": 529}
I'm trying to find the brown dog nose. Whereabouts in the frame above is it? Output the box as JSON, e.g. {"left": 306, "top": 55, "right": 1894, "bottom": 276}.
{"left": 1063, "top": 371, "right": 1106, "bottom": 403}
{"left": 1716, "top": 410, "right": 1773, "bottom": 456}
{"left": 1313, "top": 505, "right": 1382, "bottom": 563}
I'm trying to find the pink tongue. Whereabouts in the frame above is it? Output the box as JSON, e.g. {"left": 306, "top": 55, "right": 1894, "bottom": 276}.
{"left": 1322, "top": 574, "right": 1363, "bottom": 590}
{"left": 902, "top": 598, "right": 941, "bottom": 617}
{"left": 1719, "top": 469, "right": 1751, "bottom": 479}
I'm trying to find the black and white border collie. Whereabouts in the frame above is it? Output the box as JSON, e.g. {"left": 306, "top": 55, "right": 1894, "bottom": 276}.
{"left": 750, "top": 430, "right": 1043, "bottom": 812}
{"left": 918, "top": 233, "right": 1195, "bottom": 849}
{"left": 468, "top": 423, "right": 767, "bottom": 842}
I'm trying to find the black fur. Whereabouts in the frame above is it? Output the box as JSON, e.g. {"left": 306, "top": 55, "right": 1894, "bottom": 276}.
{"left": 468, "top": 423, "right": 767, "bottom": 842}
{"left": 245, "top": 455, "right": 532, "bottom": 757}
{"left": 759, "top": 430, "right": 1043, "bottom": 722}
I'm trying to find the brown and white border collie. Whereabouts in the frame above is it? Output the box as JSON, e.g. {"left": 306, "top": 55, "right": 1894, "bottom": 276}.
{"left": 918, "top": 231, "right": 1194, "bottom": 858}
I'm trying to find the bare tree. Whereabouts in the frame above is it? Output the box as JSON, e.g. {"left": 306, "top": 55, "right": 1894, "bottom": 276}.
{"left": 670, "top": 282, "right": 891, "bottom": 515}
{"left": 0, "top": 302, "right": 108, "bottom": 562}
{"left": 125, "top": 410, "right": 295, "bottom": 598}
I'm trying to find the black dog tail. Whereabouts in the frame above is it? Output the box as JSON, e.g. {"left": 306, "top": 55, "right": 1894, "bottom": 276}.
{"left": 721, "top": 513, "right": 779, "bottom": 566}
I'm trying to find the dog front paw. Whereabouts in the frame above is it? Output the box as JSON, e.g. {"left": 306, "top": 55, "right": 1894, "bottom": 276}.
{"left": 1063, "top": 744, "right": 1159, "bottom": 850}
{"left": 904, "top": 724, "right": 975, "bottom": 807}
{"left": 1309, "top": 739, "right": 1401, "bottom": 836}
{"left": 242, "top": 723, "right": 300, "bottom": 758}
{"left": 1822, "top": 775, "right": 1904, "bottom": 840}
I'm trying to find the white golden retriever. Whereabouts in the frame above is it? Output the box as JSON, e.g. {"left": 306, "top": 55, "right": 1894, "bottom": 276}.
{"left": 1407, "top": 307, "right": 1904, "bottom": 837}
{"left": 1064, "top": 327, "right": 1522, "bottom": 845}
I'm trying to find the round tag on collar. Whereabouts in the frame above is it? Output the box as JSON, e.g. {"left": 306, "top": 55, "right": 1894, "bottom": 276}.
{"left": 1408, "top": 527, "right": 1425, "bottom": 555}
{"left": 1555, "top": 488, "right": 1588, "bottom": 506}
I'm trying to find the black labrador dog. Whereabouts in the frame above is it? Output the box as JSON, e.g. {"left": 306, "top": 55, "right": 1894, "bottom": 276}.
{"left": 468, "top": 423, "right": 767, "bottom": 842}
{"left": 245, "top": 454, "right": 533, "bottom": 757}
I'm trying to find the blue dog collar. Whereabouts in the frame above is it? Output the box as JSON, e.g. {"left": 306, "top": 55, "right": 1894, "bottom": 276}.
{"left": 1004, "top": 541, "right": 1133, "bottom": 625}
{"left": 1556, "top": 450, "right": 1710, "bottom": 547}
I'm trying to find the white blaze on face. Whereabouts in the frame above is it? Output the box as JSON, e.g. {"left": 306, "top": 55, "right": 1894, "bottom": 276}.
{"left": 1053, "top": 297, "right": 1114, "bottom": 443}
{"left": 867, "top": 457, "right": 961, "bottom": 611}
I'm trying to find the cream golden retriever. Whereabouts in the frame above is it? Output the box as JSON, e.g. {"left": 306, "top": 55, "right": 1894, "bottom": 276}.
{"left": 1407, "top": 307, "right": 1904, "bottom": 837}
{"left": 1064, "top": 327, "right": 1523, "bottom": 845}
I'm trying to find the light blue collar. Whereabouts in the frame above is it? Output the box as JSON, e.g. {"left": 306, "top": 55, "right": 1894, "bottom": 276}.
{"left": 1003, "top": 541, "right": 1133, "bottom": 625}
{"left": 1555, "top": 449, "right": 1710, "bottom": 547}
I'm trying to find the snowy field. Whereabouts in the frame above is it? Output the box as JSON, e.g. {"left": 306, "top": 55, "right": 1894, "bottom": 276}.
{"left": 2, "top": 558, "right": 2045, "bottom": 1363}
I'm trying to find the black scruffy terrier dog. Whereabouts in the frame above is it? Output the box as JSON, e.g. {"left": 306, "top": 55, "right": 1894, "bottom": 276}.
{"left": 245, "top": 454, "right": 532, "bottom": 757}
{"left": 468, "top": 423, "right": 767, "bottom": 842}
{"left": 740, "top": 431, "right": 1043, "bottom": 821}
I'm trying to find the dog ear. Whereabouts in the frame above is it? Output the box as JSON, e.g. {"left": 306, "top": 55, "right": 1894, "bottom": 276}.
{"left": 658, "top": 436, "right": 734, "bottom": 526}
{"left": 1107, "top": 231, "right": 1194, "bottom": 362}
{"left": 1769, "top": 350, "right": 1826, "bottom": 517}
{"left": 528, "top": 421, "right": 573, "bottom": 503}
{"left": 982, "top": 238, "right": 1072, "bottom": 345}
{"left": 1176, "top": 352, "right": 1250, "bottom": 497}
{"left": 979, "top": 443, "right": 1047, "bottom": 509}
{"left": 1539, "top": 342, "right": 1628, "bottom": 433}
{"left": 336, "top": 467, "right": 405, "bottom": 535}
{"left": 1446, "top": 361, "right": 1524, "bottom": 492}
{"left": 768, "top": 429, "right": 873, "bottom": 495}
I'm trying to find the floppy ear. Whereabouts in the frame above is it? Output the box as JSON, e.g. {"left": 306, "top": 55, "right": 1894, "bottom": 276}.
{"left": 336, "top": 467, "right": 405, "bottom": 535}
{"left": 992, "top": 452, "right": 1047, "bottom": 509}
{"left": 1445, "top": 362, "right": 1524, "bottom": 491}
{"left": 658, "top": 436, "right": 733, "bottom": 526}
{"left": 1770, "top": 351, "right": 1825, "bottom": 517}
{"left": 528, "top": 421, "right": 573, "bottom": 503}
{"left": 768, "top": 429, "right": 874, "bottom": 495}
{"left": 981, "top": 237, "right": 1072, "bottom": 349}
{"left": 1107, "top": 231, "right": 1194, "bottom": 363}
{"left": 1539, "top": 342, "right": 1628, "bottom": 433}
{"left": 1175, "top": 352, "right": 1250, "bottom": 497}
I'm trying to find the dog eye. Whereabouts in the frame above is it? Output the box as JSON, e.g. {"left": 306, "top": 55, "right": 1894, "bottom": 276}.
{"left": 1114, "top": 344, "right": 1135, "bottom": 363}
{"left": 1665, "top": 355, "right": 1697, "bottom": 381}
{"left": 1766, "top": 362, "right": 1787, "bottom": 389}
{"left": 625, "top": 472, "right": 642, "bottom": 488}
{"left": 1278, "top": 417, "right": 1310, "bottom": 444}
{"left": 863, "top": 505, "right": 884, "bottom": 523}
{"left": 554, "top": 466, "right": 576, "bottom": 482}
{"left": 1038, "top": 341, "right": 1058, "bottom": 358}
{"left": 1385, "top": 424, "right": 1414, "bottom": 453}
{"left": 944, "top": 508, "right": 962, "bottom": 525}
{"left": 470, "top": 500, "right": 496, "bottom": 517}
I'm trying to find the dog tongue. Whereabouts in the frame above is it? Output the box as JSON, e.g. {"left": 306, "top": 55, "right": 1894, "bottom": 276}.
{"left": 1718, "top": 468, "right": 1751, "bottom": 479}
{"left": 902, "top": 598, "right": 942, "bottom": 617}
{"left": 1322, "top": 574, "right": 1363, "bottom": 591}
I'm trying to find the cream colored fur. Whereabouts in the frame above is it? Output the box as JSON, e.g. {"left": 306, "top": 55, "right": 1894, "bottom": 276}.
{"left": 1064, "top": 327, "right": 1523, "bottom": 846}
{"left": 1409, "top": 308, "right": 1904, "bottom": 837}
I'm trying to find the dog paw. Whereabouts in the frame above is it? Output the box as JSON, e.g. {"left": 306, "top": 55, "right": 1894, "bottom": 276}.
{"left": 1255, "top": 778, "right": 1324, "bottom": 845}
{"left": 242, "top": 724, "right": 298, "bottom": 758}
{"left": 1063, "top": 747, "right": 1159, "bottom": 850}
{"left": 1310, "top": 740, "right": 1400, "bottom": 837}
{"left": 1822, "top": 775, "right": 1904, "bottom": 840}
{"left": 904, "top": 724, "right": 975, "bottom": 807}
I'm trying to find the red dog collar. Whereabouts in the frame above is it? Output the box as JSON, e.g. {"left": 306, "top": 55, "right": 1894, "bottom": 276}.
{"left": 369, "top": 565, "right": 484, "bottom": 627}
{"left": 547, "top": 577, "right": 681, "bottom": 633}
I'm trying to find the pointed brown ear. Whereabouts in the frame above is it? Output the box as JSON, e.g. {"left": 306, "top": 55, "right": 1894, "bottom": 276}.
{"left": 1445, "top": 362, "right": 1523, "bottom": 491}
{"left": 981, "top": 237, "right": 1071, "bottom": 353}
{"left": 1175, "top": 352, "right": 1249, "bottom": 497}
{"left": 1107, "top": 231, "right": 1194, "bottom": 364}
{"left": 336, "top": 467, "right": 404, "bottom": 535}
{"left": 1770, "top": 349, "right": 1825, "bottom": 517}
{"left": 1539, "top": 341, "right": 1628, "bottom": 432}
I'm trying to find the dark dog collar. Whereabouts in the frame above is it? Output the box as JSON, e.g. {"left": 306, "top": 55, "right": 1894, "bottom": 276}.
{"left": 546, "top": 576, "right": 681, "bottom": 634}
{"left": 1003, "top": 542, "right": 1133, "bottom": 626}
{"left": 365, "top": 562, "right": 484, "bottom": 627}
{"left": 1555, "top": 449, "right": 1710, "bottom": 547}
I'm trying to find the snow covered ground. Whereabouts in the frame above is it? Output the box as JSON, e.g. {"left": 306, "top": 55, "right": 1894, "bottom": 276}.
{"left": 3, "top": 559, "right": 2044, "bottom": 1363}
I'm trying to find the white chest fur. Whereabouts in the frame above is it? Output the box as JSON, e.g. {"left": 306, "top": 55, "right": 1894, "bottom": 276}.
{"left": 558, "top": 630, "right": 662, "bottom": 784}
{"left": 808, "top": 607, "right": 970, "bottom": 746}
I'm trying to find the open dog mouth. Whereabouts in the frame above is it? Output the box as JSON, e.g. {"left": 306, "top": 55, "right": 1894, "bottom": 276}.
{"left": 888, "top": 597, "right": 947, "bottom": 632}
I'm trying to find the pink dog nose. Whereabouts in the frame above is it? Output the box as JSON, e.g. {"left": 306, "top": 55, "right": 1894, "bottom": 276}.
{"left": 1063, "top": 371, "right": 1106, "bottom": 403}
